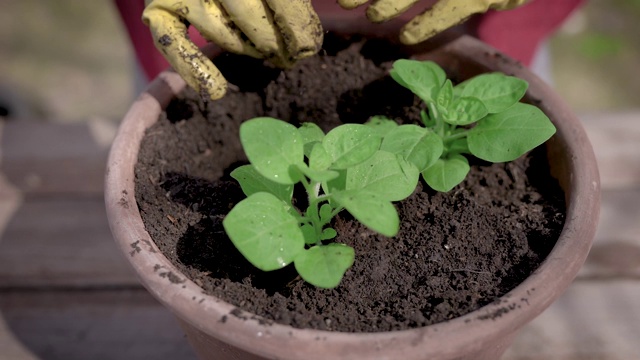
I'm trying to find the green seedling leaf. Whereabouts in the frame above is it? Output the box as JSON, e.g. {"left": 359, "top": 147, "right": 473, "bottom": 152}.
{"left": 319, "top": 203, "right": 333, "bottom": 223}
{"left": 365, "top": 115, "right": 399, "bottom": 137}
{"left": 422, "top": 154, "right": 470, "bottom": 192}
{"left": 467, "top": 102, "right": 556, "bottom": 162}
{"left": 447, "top": 137, "right": 470, "bottom": 155}
{"left": 300, "top": 224, "right": 317, "bottom": 245}
{"left": 458, "top": 73, "right": 528, "bottom": 113}
{"left": 298, "top": 122, "right": 325, "bottom": 156}
{"left": 323, "top": 124, "right": 381, "bottom": 169}
{"left": 298, "top": 122, "right": 325, "bottom": 144}
{"left": 294, "top": 243, "right": 355, "bottom": 289}
{"left": 322, "top": 170, "right": 346, "bottom": 209}
{"left": 380, "top": 125, "right": 444, "bottom": 171}
{"left": 436, "top": 79, "right": 454, "bottom": 110}
{"left": 320, "top": 228, "right": 337, "bottom": 240}
{"left": 230, "top": 165, "right": 293, "bottom": 203}
{"left": 297, "top": 163, "right": 340, "bottom": 182}
{"left": 346, "top": 151, "right": 419, "bottom": 201}
{"left": 240, "top": 118, "right": 304, "bottom": 184}
{"left": 322, "top": 169, "right": 347, "bottom": 197}
{"left": 309, "top": 143, "right": 332, "bottom": 171}
{"left": 390, "top": 59, "right": 446, "bottom": 102}
{"left": 223, "top": 192, "right": 304, "bottom": 271}
{"left": 442, "top": 97, "right": 488, "bottom": 126}
{"left": 333, "top": 190, "right": 399, "bottom": 237}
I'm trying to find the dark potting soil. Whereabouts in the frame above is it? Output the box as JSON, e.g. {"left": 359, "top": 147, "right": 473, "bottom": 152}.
{"left": 134, "top": 34, "right": 566, "bottom": 333}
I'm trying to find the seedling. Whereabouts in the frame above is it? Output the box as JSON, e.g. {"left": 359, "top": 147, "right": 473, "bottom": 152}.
{"left": 368, "top": 59, "right": 557, "bottom": 192}
{"left": 222, "top": 60, "right": 557, "bottom": 289}
{"left": 222, "top": 118, "right": 418, "bottom": 288}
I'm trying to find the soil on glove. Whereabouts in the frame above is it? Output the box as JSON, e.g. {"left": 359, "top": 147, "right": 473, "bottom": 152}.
{"left": 134, "top": 33, "right": 565, "bottom": 333}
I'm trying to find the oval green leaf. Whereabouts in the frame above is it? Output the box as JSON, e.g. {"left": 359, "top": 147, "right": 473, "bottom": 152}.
{"left": 309, "top": 143, "right": 332, "bottom": 171}
{"left": 319, "top": 203, "right": 333, "bottom": 224}
{"left": 380, "top": 125, "right": 444, "bottom": 171}
{"left": 332, "top": 190, "right": 399, "bottom": 237}
{"left": 298, "top": 122, "right": 325, "bottom": 157}
{"left": 320, "top": 228, "right": 337, "bottom": 240}
{"left": 458, "top": 73, "right": 528, "bottom": 113}
{"left": 240, "top": 117, "right": 304, "bottom": 184}
{"left": 323, "top": 124, "right": 381, "bottom": 169}
{"left": 467, "top": 103, "right": 556, "bottom": 162}
{"left": 436, "top": 79, "right": 454, "bottom": 110}
{"left": 297, "top": 163, "right": 340, "bottom": 182}
{"left": 422, "top": 154, "right": 470, "bottom": 192}
{"left": 222, "top": 192, "right": 304, "bottom": 271}
{"left": 442, "top": 97, "right": 488, "bottom": 126}
{"left": 294, "top": 244, "right": 355, "bottom": 289}
{"left": 390, "top": 59, "right": 446, "bottom": 102}
{"left": 365, "top": 115, "right": 399, "bottom": 137}
{"left": 298, "top": 122, "right": 325, "bottom": 144}
{"left": 346, "top": 150, "right": 419, "bottom": 201}
{"left": 300, "top": 224, "right": 317, "bottom": 245}
{"left": 230, "top": 165, "right": 293, "bottom": 203}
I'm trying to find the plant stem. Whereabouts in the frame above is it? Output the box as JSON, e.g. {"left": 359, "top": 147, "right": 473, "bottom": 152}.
{"left": 329, "top": 206, "right": 344, "bottom": 219}
{"left": 428, "top": 102, "right": 445, "bottom": 137}
{"left": 300, "top": 177, "right": 328, "bottom": 246}
{"left": 443, "top": 131, "right": 468, "bottom": 143}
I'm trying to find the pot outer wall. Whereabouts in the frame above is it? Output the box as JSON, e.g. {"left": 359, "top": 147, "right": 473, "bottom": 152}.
{"left": 105, "top": 18, "right": 600, "bottom": 360}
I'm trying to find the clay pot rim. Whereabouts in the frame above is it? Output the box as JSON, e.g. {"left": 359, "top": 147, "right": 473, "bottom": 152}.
{"left": 105, "top": 35, "right": 600, "bottom": 359}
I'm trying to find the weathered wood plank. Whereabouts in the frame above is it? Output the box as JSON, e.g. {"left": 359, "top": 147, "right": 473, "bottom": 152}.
{"left": 578, "top": 189, "right": 640, "bottom": 279}
{"left": 0, "top": 199, "right": 138, "bottom": 288}
{"left": 0, "top": 289, "right": 196, "bottom": 360}
{"left": 0, "top": 121, "right": 111, "bottom": 195}
{"left": 580, "top": 112, "right": 640, "bottom": 190}
{"left": 504, "top": 280, "right": 640, "bottom": 360}
{"left": 1, "top": 283, "right": 639, "bottom": 360}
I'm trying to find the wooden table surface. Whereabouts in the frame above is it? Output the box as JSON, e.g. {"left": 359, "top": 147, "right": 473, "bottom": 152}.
{"left": 0, "top": 112, "right": 639, "bottom": 360}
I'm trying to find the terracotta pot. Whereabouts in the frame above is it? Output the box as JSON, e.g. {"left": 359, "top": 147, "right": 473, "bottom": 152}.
{"left": 105, "top": 21, "right": 600, "bottom": 360}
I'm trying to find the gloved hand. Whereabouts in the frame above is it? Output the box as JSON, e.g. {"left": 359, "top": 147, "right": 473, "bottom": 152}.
{"left": 142, "top": 0, "right": 322, "bottom": 100}
{"left": 337, "top": 0, "right": 528, "bottom": 44}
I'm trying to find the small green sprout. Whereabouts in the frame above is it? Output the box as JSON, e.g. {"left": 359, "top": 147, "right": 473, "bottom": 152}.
{"left": 222, "top": 118, "right": 418, "bottom": 288}
{"left": 368, "top": 59, "right": 557, "bottom": 192}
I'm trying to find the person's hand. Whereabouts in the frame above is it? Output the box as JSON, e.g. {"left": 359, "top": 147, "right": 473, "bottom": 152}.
{"left": 337, "top": 0, "right": 528, "bottom": 45}
{"left": 142, "top": 0, "right": 322, "bottom": 100}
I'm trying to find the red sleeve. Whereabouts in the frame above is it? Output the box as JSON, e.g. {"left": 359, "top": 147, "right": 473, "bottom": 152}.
{"left": 476, "top": 0, "right": 585, "bottom": 65}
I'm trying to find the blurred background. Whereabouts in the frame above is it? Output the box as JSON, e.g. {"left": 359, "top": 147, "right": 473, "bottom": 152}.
{"left": 0, "top": 0, "right": 133, "bottom": 122}
{"left": 0, "top": 0, "right": 638, "bottom": 124}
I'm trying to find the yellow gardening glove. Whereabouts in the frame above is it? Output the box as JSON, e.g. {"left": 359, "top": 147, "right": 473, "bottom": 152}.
{"left": 338, "top": 0, "right": 528, "bottom": 45}
{"left": 143, "top": 0, "right": 322, "bottom": 100}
